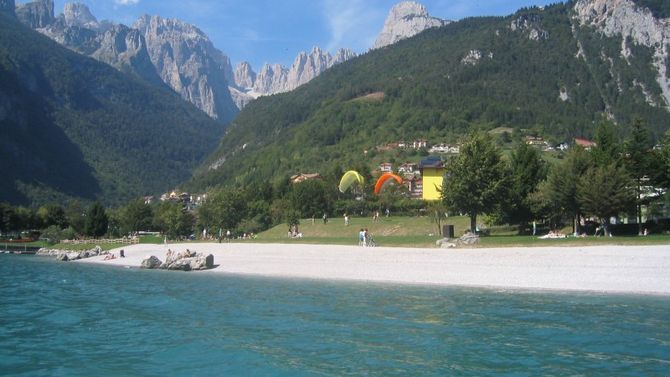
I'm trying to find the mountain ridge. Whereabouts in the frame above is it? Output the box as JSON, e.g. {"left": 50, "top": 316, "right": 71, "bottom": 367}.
{"left": 186, "top": 1, "right": 670, "bottom": 192}
{"left": 16, "top": 0, "right": 358, "bottom": 115}
{"left": 0, "top": 10, "right": 226, "bottom": 205}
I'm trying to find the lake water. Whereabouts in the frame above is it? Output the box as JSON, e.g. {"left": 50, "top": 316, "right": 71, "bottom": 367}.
{"left": 1, "top": 254, "right": 669, "bottom": 376}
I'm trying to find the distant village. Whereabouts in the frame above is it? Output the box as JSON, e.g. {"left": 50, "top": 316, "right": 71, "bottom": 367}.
{"left": 156, "top": 136, "right": 597, "bottom": 205}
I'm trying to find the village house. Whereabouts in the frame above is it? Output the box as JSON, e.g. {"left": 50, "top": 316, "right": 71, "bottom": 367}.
{"left": 557, "top": 142, "right": 569, "bottom": 151}
{"left": 574, "top": 137, "right": 596, "bottom": 150}
{"left": 525, "top": 136, "right": 547, "bottom": 146}
{"left": 429, "top": 143, "right": 460, "bottom": 154}
{"left": 378, "top": 162, "right": 393, "bottom": 173}
{"left": 290, "top": 173, "right": 322, "bottom": 184}
{"left": 419, "top": 156, "right": 445, "bottom": 201}
{"left": 398, "top": 162, "right": 419, "bottom": 175}
{"left": 403, "top": 175, "right": 423, "bottom": 199}
{"left": 411, "top": 139, "right": 428, "bottom": 149}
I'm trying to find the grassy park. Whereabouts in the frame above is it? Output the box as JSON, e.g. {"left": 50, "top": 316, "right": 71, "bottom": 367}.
{"left": 249, "top": 215, "right": 670, "bottom": 248}
{"left": 35, "top": 215, "right": 670, "bottom": 251}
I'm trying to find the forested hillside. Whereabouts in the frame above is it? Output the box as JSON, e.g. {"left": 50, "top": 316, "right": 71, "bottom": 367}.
{"left": 0, "top": 12, "right": 226, "bottom": 205}
{"left": 188, "top": 2, "right": 670, "bottom": 192}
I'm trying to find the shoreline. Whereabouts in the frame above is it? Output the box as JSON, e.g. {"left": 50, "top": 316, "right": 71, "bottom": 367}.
{"left": 74, "top": 242, "right": 670, "bottom": 296}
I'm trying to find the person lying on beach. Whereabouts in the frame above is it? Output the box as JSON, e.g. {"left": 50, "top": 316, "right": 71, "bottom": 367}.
{"left": 104, "top": 254, "right": 116, "bottom": 260}
{"left": 538, "top": 230, "right": 566, "bottom": 239}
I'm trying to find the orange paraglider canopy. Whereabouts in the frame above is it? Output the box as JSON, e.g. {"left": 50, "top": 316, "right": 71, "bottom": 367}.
{"left": 374, "top": 173, "right": 403, "bottom": 195}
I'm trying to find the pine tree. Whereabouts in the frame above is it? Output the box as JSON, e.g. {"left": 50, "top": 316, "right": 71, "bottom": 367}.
{"left": 624, "top": 119, "right": 652, "bottom": 229}
{"left": 84, "top": 202, "right": 108, "bottom": 238}
{"left": 577, "top": 164, "right": 635, "bottom": 236}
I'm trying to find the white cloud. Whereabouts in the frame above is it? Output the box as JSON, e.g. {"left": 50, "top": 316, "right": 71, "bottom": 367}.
{"left": 322, "top": 0, "right": 385, "bottom": 53}
{"left": 114, "top": 0, "right": 140, "bottom": 5}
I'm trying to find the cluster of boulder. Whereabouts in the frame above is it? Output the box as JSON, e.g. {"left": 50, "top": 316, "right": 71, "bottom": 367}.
{"left": 141, "top": 249, "right": 214, "bottom": 271}
{"left": 37, "top": 246, "right": 107, "bottom": 261}
{"left": 436, "top": 231, "right": 480, "bottom": 248}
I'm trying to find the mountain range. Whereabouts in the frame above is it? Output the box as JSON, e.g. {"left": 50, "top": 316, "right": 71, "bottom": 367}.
{"left": 0, "top": 5, "right": 226, "bottom": 205}
{"left": 186, "top": 0, "right": 670, "bottom": 192}
{"left": 4, "top": 0, "right": 668, "bottom": 206}
{"left": 15, "top": 0, "right": 409, "bottom": 119}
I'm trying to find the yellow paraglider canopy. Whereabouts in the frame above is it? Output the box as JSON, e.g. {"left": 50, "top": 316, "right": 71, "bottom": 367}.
{"left": 339, "top": 170, "right": 364, "bottom": 193}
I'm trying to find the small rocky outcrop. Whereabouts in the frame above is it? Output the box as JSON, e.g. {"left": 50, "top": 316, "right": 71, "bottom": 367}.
{"left": 141, "top": 249, "right": 214, "bottom": 271}
{"left": 37, "top": 245, "right": 106, "bottom": 261}
{"left": 436, "top": 232, "right": 480, "bottom": 248}
{"left": 141, "top": 255, "right": 162, "bottom": 269}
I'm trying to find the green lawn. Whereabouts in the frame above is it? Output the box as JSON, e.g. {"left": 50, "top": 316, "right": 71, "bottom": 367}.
{"left": 40, "top": 216, "right": 670, "bottom": 250}
{"left": 251, "top": 215, "right": 463, "bottom": 247}
{"left": 251, "top": 215, "right": 670, "bottom": 248}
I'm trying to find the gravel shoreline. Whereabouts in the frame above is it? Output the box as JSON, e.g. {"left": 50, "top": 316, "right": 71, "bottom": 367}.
{"left": 75, "top": 242, "right": 670, "bottom": 295}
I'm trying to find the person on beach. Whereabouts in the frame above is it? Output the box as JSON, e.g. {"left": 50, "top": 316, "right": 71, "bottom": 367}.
{"left": 120, "top": 249, "right": 125, "bottom": 258}
{"left": 365, "top": 228, "right": 376, "bottom": 247}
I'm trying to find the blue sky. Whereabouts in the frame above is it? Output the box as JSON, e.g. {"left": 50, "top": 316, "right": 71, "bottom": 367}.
{"left": 47, "top": 0, "right": 560, "bottom": 70}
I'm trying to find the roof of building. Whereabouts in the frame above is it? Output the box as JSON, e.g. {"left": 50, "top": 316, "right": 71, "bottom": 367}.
{"left": 419, "top": 156, "right": 444, "bottom": 169}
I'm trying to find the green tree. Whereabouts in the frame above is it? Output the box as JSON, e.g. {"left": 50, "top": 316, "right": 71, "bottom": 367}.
{"left": 577, "top": 163, "right": 635, "bottom": 236}
{"left": 154, "top": 201, "right": 194, "bottom": 239}
{"left": 285, "top": 209, "right": 301, "bottom": 233}
{"left": 289, "top": 179, "right": 333, "bottom": 218}
{"left": 498, "top": 142, "right": 546, "bottom": 229}
{"left": 591, "top": 122, "right": 622, "bottom": 167}
{"left": 119, "top": 198, "right": 154, "bottom": 235}
{"left": 0, "top": 203, "right": 18, "bottom": 235}
{"left": 84, "top": 202, "right": 108, "bottom": 238}
{"left": 653, "top": 130, "right": 670, "bottom": 209}
{"left": 65, "top": 200, "right": 86, "bottom": 235}
{"left": 540, "top": 146, "right": 592, "bottom": 233}
{"left": 37, "top": 204, "right": 67, "bottom": 229}
{"left": 14, "top": 206, "right": 36, "bottom": 231}
{"left": 624, "top": 119, "right": 653, "bottom": 229}
{"left": 199, "top": 187, "right": 247, "bottom": 236}
{"left": 426, "top": 200, "right": 448, "bottom": 236}
{"left": 441, "top": 132, "right": 509, "bottom": 232}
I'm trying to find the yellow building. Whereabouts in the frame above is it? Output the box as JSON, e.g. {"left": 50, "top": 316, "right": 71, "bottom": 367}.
{"left": 419, "top": 156, "right": 445, "bottom": 201}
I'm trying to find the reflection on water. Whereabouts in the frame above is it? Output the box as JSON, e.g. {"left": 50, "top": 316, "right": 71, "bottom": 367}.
{"left": 1, "top": 254, "right": 669, "bottom": 376}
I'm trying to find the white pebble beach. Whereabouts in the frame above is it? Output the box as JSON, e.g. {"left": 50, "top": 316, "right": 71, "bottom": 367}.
{"left": 76, "top": 242, "right": 670, "bottom": 295}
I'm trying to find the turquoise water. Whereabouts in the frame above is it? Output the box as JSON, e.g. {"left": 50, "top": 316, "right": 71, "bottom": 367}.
{"left": 1, "top": 255, "right": 669, "bottom": 376}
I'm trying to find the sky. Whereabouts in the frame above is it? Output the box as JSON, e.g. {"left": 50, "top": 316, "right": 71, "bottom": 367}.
{"left": 46, "top": 0, "right": 560, "bottom": 70}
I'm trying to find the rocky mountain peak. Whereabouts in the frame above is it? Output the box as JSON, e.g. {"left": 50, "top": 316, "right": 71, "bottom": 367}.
{"left": 62, "top": 2, "right": 98, "bottom": 29}
{"left": 334, "top": 48, "right": 356, "bottom": 64}
{"left": 133, "top": 14, "right": 236, "bottom": 120}
{"left": 234, "top": 61, "right": 256, "bottom": 89}
{"left": 373, "top": 1, "right": 448, "bottom": 49}
{"left": 15, "top": 0, "right": 53, "bottom": 28}
{"left": 574, "top": 0, "right": 670, "bottom": 108}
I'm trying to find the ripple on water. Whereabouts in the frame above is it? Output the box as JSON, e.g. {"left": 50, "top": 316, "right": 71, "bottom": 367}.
{"left": 1, "top": 254, "right": 669, "bottom": 376}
